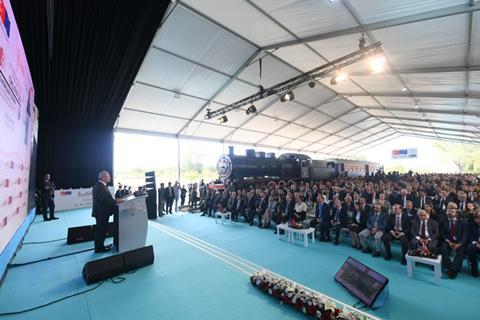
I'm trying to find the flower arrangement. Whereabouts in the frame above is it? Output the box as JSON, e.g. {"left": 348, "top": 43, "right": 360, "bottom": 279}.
{"left": 288, "top": 219, "right": 309, "bottom": 229}
{"left": 250, "top": 270, "right": 373, "bottom": 320}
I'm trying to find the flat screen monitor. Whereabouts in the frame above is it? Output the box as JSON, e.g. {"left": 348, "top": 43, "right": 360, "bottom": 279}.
{"left": 334, "top": 256, "right": 388, "bottom": 307}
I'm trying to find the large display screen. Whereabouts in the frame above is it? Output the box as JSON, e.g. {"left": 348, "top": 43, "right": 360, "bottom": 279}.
{"left": 0, "top": 0, "right": 36, "bottom": 254}
{"left": 334, "top": 257, "right": 388, "bottom": 307}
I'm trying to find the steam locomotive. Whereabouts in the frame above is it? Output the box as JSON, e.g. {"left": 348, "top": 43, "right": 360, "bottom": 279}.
{"left": 216, "top": 147, "right": 382, "bottom": 181}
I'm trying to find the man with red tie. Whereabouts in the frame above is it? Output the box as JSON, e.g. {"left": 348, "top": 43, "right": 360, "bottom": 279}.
{"left": 409, "top": 209, "right": 439, "bottom": 255}
{"left": 439, "top": 203, "right": 467, "bottom": 279}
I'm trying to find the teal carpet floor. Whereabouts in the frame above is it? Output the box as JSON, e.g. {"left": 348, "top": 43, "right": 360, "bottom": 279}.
{"left": 0, "top": 208, "right": 476, "bottom": 319}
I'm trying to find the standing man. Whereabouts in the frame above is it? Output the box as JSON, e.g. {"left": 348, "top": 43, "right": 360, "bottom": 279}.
{"left": 41, "top": 174, "right": 58, "bottom": 221}
{"left": 92, "top": 171, "right": 122, "bottom": 253}
{"left": 173, "top": 181, "right": 181, "bottom": 212}
{"left": 180, "top": 185, "right": 187, "bottom": 207}
{"left": 165, "top": 182, "right": 174, "bottom": 214}
{"left": 158, "top": 183, "right": 166, "bottom": 217}
{"left": 466, "top": 212, "right": 480, "bottom": 277}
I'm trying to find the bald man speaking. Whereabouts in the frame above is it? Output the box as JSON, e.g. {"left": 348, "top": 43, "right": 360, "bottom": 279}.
{"left": 92, "top": 170, "right": 122, "bottom": 253}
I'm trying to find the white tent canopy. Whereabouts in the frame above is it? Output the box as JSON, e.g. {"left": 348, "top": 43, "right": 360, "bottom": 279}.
{"left": 117, "top": 0, "right": 480, "bottom": 157}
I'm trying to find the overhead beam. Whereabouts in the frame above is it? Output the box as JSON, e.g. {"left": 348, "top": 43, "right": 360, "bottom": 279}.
{"left": 341, "top": 91, "right": 480, "bottom": 99}
{"left": 362, "top": 106, "right": 480, "bottom": 117}
{"left": 389, "top": 123, "right": 480, "bottom": 135}
{"left": 400, "top": 132, "right": 480, "bottom": 144}
{"left": 348, "top": 65, "right": 480, "bottom": 76}
{"left": 393, "top": 128, "right": 478, "bottom": 140}
{"left": 339, "top": 134, "right": 403, "bottom": 156}
{"left": 261, "top": 2, "right": 480, "bottom": 50}
{"left": 379, "top": 115, "right": 480, "bottom": 127}
{"left": 176, "top": 49, "right": 261, "bottom": 136}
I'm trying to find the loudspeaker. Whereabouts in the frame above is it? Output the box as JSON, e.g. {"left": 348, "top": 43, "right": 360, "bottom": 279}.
{"left": 82, "top": 246, "right": 155, "bottom": 285}
{"left": 124, "top": 245, "right": 154, "bottom": 272}
{"left": 67, "top": 225, "right": 93, "bottom": 244}
{"left": 82, "top": 254, "right": 124, "bottom": 285}
{"left": 68, "top": 222, "right": 115, "bottom": 244}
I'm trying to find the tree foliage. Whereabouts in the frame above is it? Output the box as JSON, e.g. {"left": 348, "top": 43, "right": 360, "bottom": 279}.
{"left": 433, "top": 142, "right": 480, "bottom": 173}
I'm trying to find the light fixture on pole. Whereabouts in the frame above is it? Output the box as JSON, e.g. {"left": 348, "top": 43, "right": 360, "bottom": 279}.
{"left": 330, "top": 71, "right": 348, "bottom": 85}
{"left": 218, "top": 115, "right": 228, "bottom": 123}
{"left": 246, "top": 104, "right": 257, "bottom": 115}
{"left": 280, "top": 91, "right": 295, "bottom": 102}
{"left": 368, "top": 56, "right": 386, "bottom": 74}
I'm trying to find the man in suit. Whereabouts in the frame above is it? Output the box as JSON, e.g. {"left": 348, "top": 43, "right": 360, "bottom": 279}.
{"left": 416, "top": 190, "right": 429, "bottom": 210}
{"left": 439, "top": 204, "right": 468, "bottom": 279}
{"left": 246, "top": 191, "right": 257, "bottom": 225}
{"left": 457, "top": 191, "right": 468, "bottom": 214}
{"left": 466, "top": 212, "right": 480, "bottom": 277}
{"left": 330, "top": 199, "right": 348, "bottom": 245}
{"left": 256, "top": 191, "right": 268, "bottom": 228}
{"left": 227, "top": 191, "right": 238, "bottom": 221}
{"left": 403, "top": 201, "right": 418, "bottom": 222}
{"left": 41, "top": 173, "right": 58, "bottom": 221}
{"left": 383, "top": 204, "right": 410, "bottom": 264}
{"left": 282, "top": 193, "right": 295, "bottom": 223}
{"left": 92, "top": 171, "right": 122, "bottom": 253}
{"left": 359, "top": 203, "right": 387, "bottom": 257}
{"left": 409, "top": 209, "right": 439, "bottom": 255}
{"left": 158, "top": 183, "right": 166, "bottom": 217}
{"left": 434, "top": 190, "right": 448, "bottom": 215}
{"left": 236, "top": 193, "right": 247, "bottom": 222}
{"left": 310, "top": 194, "right": 330, "bottom": 241}
{"left": 173, "top": 181, "right": 181, "bottom": 212}
{"left": 165, "top": 182, "right": 174, "bottom": 214}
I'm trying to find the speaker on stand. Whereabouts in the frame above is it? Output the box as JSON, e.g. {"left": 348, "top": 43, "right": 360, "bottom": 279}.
{"left": 145, "top": 171, "right": 157, "bottom": 219}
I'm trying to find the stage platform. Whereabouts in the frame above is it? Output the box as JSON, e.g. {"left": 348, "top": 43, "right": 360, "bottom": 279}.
{"left": 0, "top": 208, "right": 476, "bottom": 319}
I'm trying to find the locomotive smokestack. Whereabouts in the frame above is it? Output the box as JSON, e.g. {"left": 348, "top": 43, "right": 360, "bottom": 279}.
{"left": 228, "top": 146, "right": 234, "bottom": 155}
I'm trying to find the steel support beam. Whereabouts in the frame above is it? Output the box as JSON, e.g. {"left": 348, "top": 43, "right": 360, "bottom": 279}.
{"left": 261, "top": 3, "right": 480, "bottom": 50}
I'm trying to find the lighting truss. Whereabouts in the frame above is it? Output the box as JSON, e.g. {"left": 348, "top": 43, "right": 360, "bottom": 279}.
{"left": 205, "top": 41, "right": 383, "bottom": 119}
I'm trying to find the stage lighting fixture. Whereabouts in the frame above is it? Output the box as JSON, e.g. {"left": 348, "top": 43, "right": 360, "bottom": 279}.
{"left": 218, "top": 115, "right": 228, "bottom": 123}
{"left": 308, "top": 81, "right": 316, "bottom": 88}
{"left": 421, "top": 114, "right": 427, "bottom": 120}
{"left": 330, "top": 72, "right": 348, "bottom": 85}
{"left": 368, "top": 56, "right": 385, "bottom": 74}
{"left": 414, "top": 104, "right": 419, "bottom": 109}
{"left": 401, "top": 87, "right": 407, "bottom": 92}
{"left": 246, "top": 104, "right": 257, "bottom": 115}
{"left": 280, "top": 91, "right": 295, "bottom": 102}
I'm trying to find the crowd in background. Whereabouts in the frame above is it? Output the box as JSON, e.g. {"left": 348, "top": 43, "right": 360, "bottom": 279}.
{"left": 193, "top": 171, "right": 480, "bottom": 279}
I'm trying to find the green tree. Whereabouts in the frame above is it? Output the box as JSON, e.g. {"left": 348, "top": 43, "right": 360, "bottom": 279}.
{"left": 433, "top": 142, "right": 480, "bottom": 172}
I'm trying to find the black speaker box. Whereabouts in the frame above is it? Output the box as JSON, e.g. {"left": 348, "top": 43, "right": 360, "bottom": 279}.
{"left": 82, "top": 246, "right": 155, "bottom": 285}
{"left": 82, "top": 253, "right": 124, "bottom": 285}
{"left": 67, "top": 225, "right": 93, "bottom": 244}
{"left": 124, "top": 245, "right": 154, "bottom": 272}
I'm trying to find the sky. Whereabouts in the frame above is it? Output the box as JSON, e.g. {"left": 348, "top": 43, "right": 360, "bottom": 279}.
{"left": 114, "top": 132, "right": 460, "bottom": 174}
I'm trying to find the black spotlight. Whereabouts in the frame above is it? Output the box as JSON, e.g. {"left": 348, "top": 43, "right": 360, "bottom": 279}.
{"left": 280, "top": 91, "right": 295, "bottom": 102}
{"left": 218, "top": 115, "right": 228, "bottom": 123}
{"left": 308, "top": 81, "right": 316, "bottom": 88}
{"left": 246, "top": 104, "right": 257, "bottom": 115}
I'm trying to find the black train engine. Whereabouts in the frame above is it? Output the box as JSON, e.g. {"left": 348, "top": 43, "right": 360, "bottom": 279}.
{"left": 216, "top": 148, "right": 336, "bottom": 181}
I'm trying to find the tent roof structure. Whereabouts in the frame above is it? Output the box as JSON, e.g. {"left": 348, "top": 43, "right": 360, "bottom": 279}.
{"left": 117, "top": 0, "right": 480, "bottom": 157}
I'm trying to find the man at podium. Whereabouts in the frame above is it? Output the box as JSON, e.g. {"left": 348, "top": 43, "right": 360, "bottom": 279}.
{"left": 92, "top": 170, "right": 122, "bottom": 253}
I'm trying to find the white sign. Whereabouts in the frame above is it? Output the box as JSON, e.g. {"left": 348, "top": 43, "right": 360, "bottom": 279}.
{"left": 392, "top": 148, "right": 418, "bottom": 159}
{"left": 54, "top": 187, "right": 115, "bottom": 212}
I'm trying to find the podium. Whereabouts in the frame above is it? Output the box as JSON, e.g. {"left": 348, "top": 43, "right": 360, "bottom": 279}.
{"left": 114, "top": 195, "right": 148, "bottom": 253}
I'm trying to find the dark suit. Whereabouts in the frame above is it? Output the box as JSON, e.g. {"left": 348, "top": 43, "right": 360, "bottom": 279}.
{"left": 439, "top": 219, "right": 467, "bottom": 273}
{"left": 227, "top": 197, "right": 238, "bottom": 220}
{"left": 329, "top": 206, "right": 348, "bottom": 243}
{"left": 382, "top": 213, "right": 410, "bottom": 259}
{"left": 165, "top": 187, "right": 174, "bottom": 213}
{"left": 256, "top": 197, "right": 268, "bottom": 227}
{"left": 433, "top": 197, "right": 448, "bottom": 214}
{"left": 236, "top": 197, "right": 246, "bottom": 221}
{"left": 466, "top": 222, "right": 480, "bottom": 275}
{"left": 409, "top": 219, "right": 439, "bottom": 254}
{"left": 246, "top": 196, "right": 257, "bottom": 225}
{"left": 402, "top": 207, "right": 418, "bottom": 222}
{"left": 310, "top": 202, "right": 330, "bottom": 240}
{"left": 92, "top": 181, "right": 117, "bottom": 251}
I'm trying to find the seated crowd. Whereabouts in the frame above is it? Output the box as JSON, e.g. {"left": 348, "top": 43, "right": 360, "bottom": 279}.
{"left": 197, "top": 172, "right": 480, "bottom": 279}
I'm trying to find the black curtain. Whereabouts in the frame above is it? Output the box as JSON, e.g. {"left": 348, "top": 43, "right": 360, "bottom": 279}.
{"left": 11, "top": 0, "right": 170, "bottom": 188}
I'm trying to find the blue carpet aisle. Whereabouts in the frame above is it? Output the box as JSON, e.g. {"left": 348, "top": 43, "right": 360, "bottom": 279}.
{"left": 0, "top": 208, "right": 476, "bottom": 319}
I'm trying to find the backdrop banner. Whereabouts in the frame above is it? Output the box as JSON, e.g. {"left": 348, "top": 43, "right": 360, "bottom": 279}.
{"left": 0, "top": 0, "right": 36, "bottom": 255}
